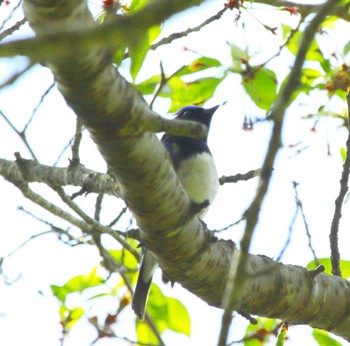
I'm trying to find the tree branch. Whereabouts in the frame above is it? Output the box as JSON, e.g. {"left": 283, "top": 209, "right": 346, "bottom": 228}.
{"left": 329, "top": 92, "right": 350, "bottom": 276}
{"left": 0, "top": 156, "right": 121, "bottom": 196}
{"left": 1, "top": 154, "right": 138, "bottom": 259}
{"left": 218, "top": 0, "right": 343, "bottom": 344}
{"left": 21, "top": 0, "right": 350, "bottom": 342}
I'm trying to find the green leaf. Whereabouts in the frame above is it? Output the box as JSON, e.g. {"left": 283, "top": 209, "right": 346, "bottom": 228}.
{"left": 146, "top": 284, "right": 169, "bottom": 331}
{"left": 244, "top": 317, "right": 278, "bottom": 345}
{"left": 135, "top": 284, "right": 191, "bottom": 344}
{"left": 130, "top": 0, "right": 148, "bottom": 12}
{"left": 313, "top": 329, "right": 342, "bottom": 346}
{"left": 321, "top": 15, "right": 339, "bottom": 29}
{"left": 135, "top": 75, "right": 161, "bottom": 94}
{"left": 343, "top": 41, "right": 350, "bottom": 57}
{"left": 301, "top": 68, "right": 323, "bottom": 87}
{"left": 176, "top": 57, "right": 222, "bottom": 77}
{"left": 276, "top": 324, "right": 287, "bottom": 346}
{"left": 109, "top": 244, "right": 139, "bottom": 282}
{"left": 135, "top": 56, "right": 221, "bottom": 97}
{"left": 60, "top": 306, "right": 85, "bottom": 331}
{"left": 64, "top": 267, "right": 104, "bottom": 293}
{"left": 128, "top": 24, "right": 161, "bottom": 80}
{"left": 320, "top": 59, "right": 331, "bottom": 74}
{"left": 165, "top": 76, "right": 223, "bottom": 112}
{"left": 246, "top": 317, "right": 277, "bottom": 334}
{"left": 340, "top": 147, "right": 347, "bottom": 161}
{"left": 110, "top": 252, "right": 138, "bottom": 269}
{"left": 113, "top": 44, "right": 127, "bottom": 66}
{"left": 148, "top": 24, "right": 161, "bottom": 43}
{"left": 51, "top": 267, "right": 104, "bottom": 302}
{"left": 281, "top": 24, "right": 292, "bottom": 41}
{"left": 129, "top": 30, "right": 150, "bottom": 80}
{"left": 287, "top": 32, "right": 323, "bottom": 62}
{"left": 306, "top": 258, "right": 350, "bottom": 278}
{"left": 166, "top": 297, "right": 191, "bottom": 336}
{"left": 136, "top": 319, "right": 159, "bottom": 345}
{"left": 230, "top": 42, "right": 246, "bottom": 59}
{"left": 230, "top": 42, "right": 247, "bottom": 68}
{"left": 51, "top": 284, "right": 70, "bottom": 303}
{"left": 136, "top": 284, "right": 167, "bottom": 344}
{"left": 243, "top": 68, "right": 277, "bottom": 111}
{"left": 334, "top": 89, "right": 348, "bottom": 100}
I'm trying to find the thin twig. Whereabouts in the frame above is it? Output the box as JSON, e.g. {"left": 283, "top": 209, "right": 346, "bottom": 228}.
{"left": 293, "top": 182, "right": 318, "bottom": 264}
{"left": 23, "top": 82, "right": 55, "bottom": 133}
{"left": 219, "top": 169, "right": 261, "bottom": 185}
{"left": 149, "top": 63, "right": 186, "bottom": 109}
{"left": 0, "top": 17, "right": 26, "bottom": 41}
{"left": 214, "top": 217, "right": 244, "bottom": 233}
{"left": 108, "top": 205, "right": 128, "bottom": 227}
{"left": 276, "top": 185, "right": 299, "bottom": 262}
{"left": 149, "top": 7, "right": 228, "bottom": 55}
{"left": 5, "top": 229, "right": 53, "bottom": 258}
{"left": 0, "top": 109, "right": 37, "bottom": 160}
{"left": 54, "top": 136, "right": 74, "bottom": 166}
{"left": 71, "top": 117, "right": 84, "bottom": 162}
{"left": 17, "top": 206, "right": 93, "bottom": 245}
{"left": 0, "top": 60, "right": 34, "bottom": 90}
{"left": 94, "top": 193, "right": 104, "bottom": 222}
{"left": 329, "top": 92, "right": 350, "bottom": 276}
{"left": 5, "top": 157, "right": 136, "bottom": 259}
{"left": 51, "top": 185, "right": 139, "bottom": 259}
{"left": 0, "top": 0, "right": 23, "bottom": 32}
{"left": 262, "top": 12, "right": 306, "bottom": 67}
{"left": 217, "top": 1, "right": 341, "bottom": 344}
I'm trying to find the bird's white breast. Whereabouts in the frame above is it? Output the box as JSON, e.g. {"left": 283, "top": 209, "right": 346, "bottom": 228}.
{"left": 176, "top": 152, "right": 219, "bottom": 217}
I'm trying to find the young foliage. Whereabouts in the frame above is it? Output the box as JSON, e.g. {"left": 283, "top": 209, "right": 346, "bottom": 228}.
{"left": 2, "top": 0, "right": 350, "bottom": 345}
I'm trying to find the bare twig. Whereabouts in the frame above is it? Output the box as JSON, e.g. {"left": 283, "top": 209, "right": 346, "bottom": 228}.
{"left": 0, "top": 17, "right": 26, "bottom": 41}
{"left": 23, "top": 82, "right": 55, "bottom": 133}
{"left": 50, "top": 185, "right": 138, "bottom": 259}
{"left": 277, "top": 181, "right": 318, "bottom": 262}
{"left": 0, "top": 60, "right": 35, "bottom": 89}
{"left": 218, "top": 1, "right": 341, "bottom": 344}
{"left": 71, "top": 117, "right": 84, "bottom": 162}
{"left": 150, "top": 7, "right": 228, "bottom": 53}
{"left": 0, "top": 0, "right": 23, "bottom": 32}
{"left": 108, "top": 205, "right": 128, "bottom": 227}
{"left": 262, "top": 12, "right": 306, "bottom": 67}
{"left": 0, "top": 110, "right": 37, "bottom": 160}
{"left": 276, "top": 186, "right": 298, "bottom": 262}
{"left": 149, "top": 63, "right": 189, "bottom": 109}
{"left": 4, "top": 155, "right": 137, "bottom": 259}
{"left": 214, "top": 217, "right": 244, "bottom": 233}
{"left": 5, "top": 229, "right": 53, "bottom": 258}
{"left": 94, "top": 193, "right": 103, "bottom": 222}
{"left": 0, "top": 0, "right": 211, "bottom": 60}
{"left": 54, "top": 136, "right": 75, "bottom": 166}
{"left": 219, "top": 169, "right": 261, "bottom": 185}
{"left": 329, "top": 92, "right": 350, "bottom": 277}
{"left": 0, "top": 156, "right": 121, "bottom": 197}
{"left": 17, "top": 206, "right": 93, "bottom": 245}
{"left": 294, "top": 182, "right": 318, "bottom": 264}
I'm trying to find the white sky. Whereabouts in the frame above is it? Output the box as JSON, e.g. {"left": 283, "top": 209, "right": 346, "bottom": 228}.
{"left": 1, "top": 0, "right": 350, "bottom": 345}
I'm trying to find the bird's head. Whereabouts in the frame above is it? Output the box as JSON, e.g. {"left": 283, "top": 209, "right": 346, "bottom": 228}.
{"left": 175, "top": 105, "right": 219, "bottom": 128}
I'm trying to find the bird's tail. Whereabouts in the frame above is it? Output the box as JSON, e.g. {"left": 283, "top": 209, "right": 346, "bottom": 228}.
{"left": 132, "top": 250, "right": 158, "bottom": 320}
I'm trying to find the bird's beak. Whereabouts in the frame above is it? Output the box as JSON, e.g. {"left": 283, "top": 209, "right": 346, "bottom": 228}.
{"left": 205, "top": 105, "right": 220, "bottom": 116}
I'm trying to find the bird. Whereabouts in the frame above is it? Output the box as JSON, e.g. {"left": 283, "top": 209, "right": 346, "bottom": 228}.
{"left": 131, "top": 105, "right": 220, "bottom": 320}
